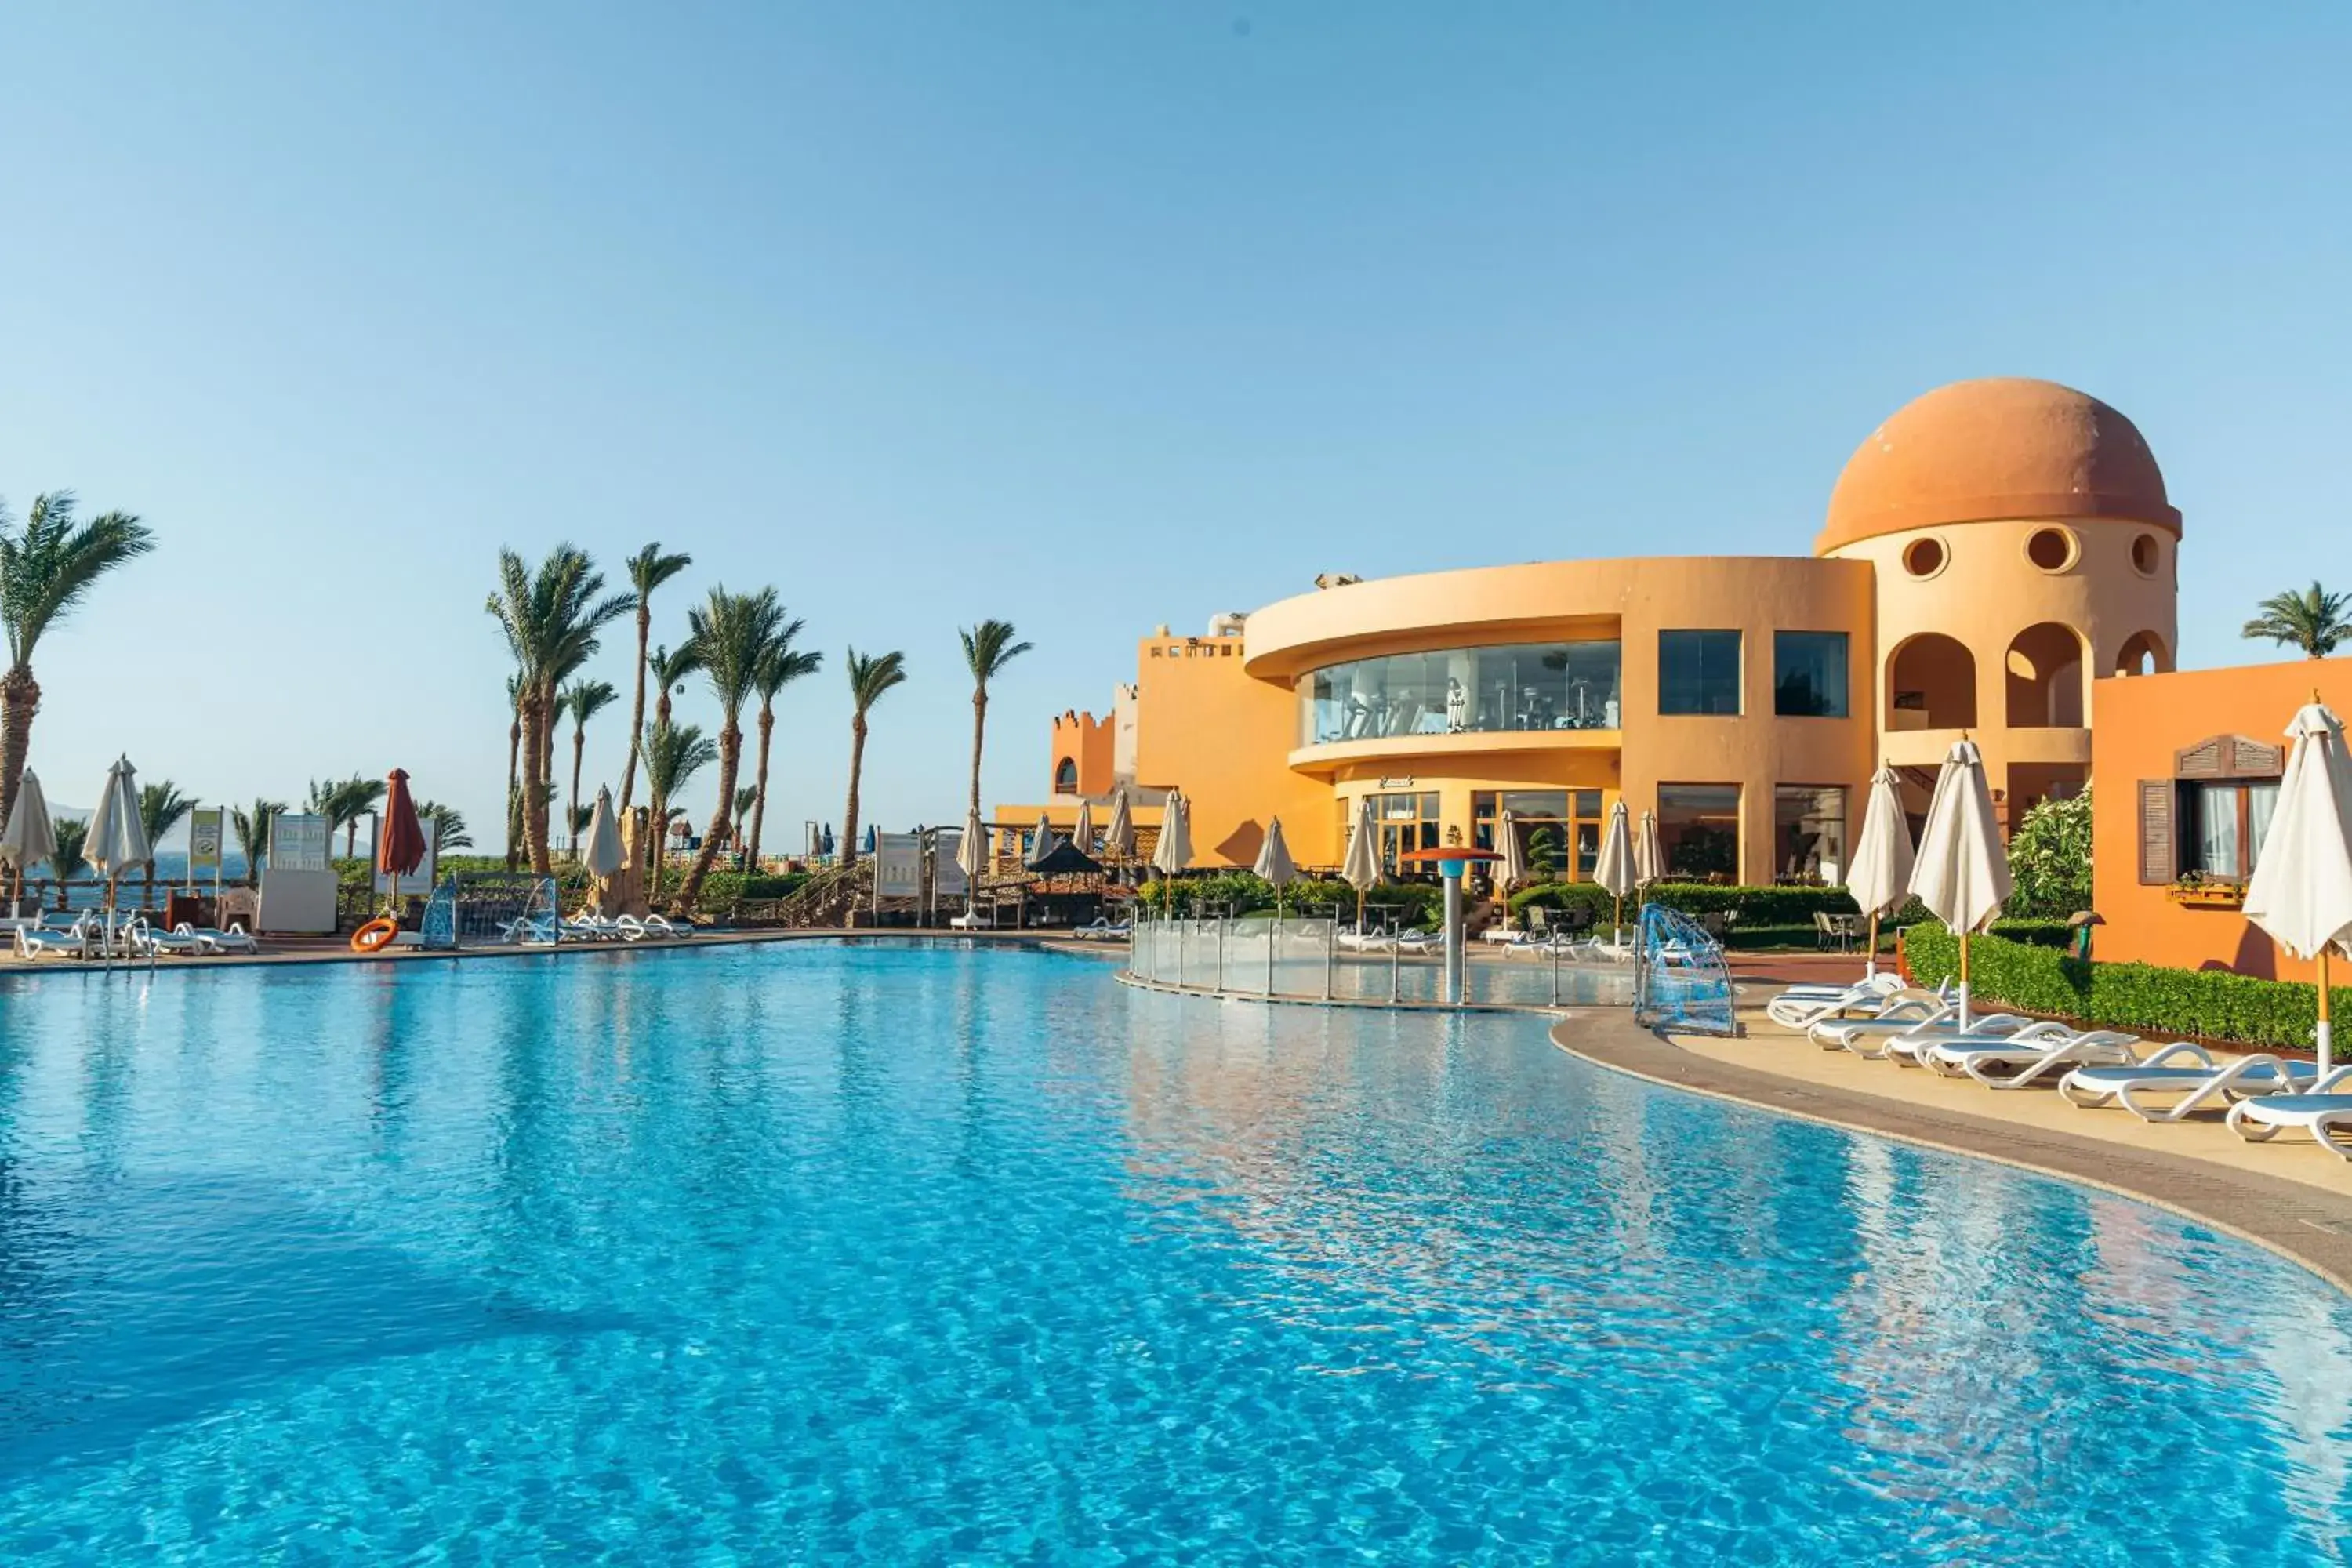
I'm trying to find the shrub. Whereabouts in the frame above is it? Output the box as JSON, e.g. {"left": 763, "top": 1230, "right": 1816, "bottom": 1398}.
{"left": 2006, "top": 789, "right": 2093, "bottom": 918}
{"left": 1139, "top": 873, "right": 1443, "bottom": 925}
{"left": 693, "top": 870, "right": 810, "bottom": 909}
{"left": 1508, "top": 881, "right": 1860, "bottom": 925}
{"left": 1902, "top": 922, "right": 2347, "bottom": 1051}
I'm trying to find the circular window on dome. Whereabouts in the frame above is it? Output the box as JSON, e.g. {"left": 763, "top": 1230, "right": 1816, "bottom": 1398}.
{"left": 1903, "top": 537, "right": 1947, "bottom": 579}
{"left": 2025, "top": 527, "right": 2078, "bottom": 573}
{"left": 2130, "top": 533, "right": 2161, "bottom": 575}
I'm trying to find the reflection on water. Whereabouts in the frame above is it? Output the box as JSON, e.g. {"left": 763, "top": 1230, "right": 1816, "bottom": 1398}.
{"left": 0, "top": 946, "right": 2345, "bottom": 1564}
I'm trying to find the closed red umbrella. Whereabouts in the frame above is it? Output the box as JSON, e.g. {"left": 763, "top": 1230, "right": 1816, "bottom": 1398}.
{"left": 378, "top": 768, "right": 429, "bottom": 884}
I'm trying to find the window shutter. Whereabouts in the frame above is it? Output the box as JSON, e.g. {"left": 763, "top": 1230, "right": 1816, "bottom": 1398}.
{"left": 2176, "top": 738, "right": 2225, "bottom": 779}
{"left": 2138, "top": 781, "right": 2174, "bottom": 885}
{"left": 2233, "top": 737, "right": 2283, "bottom": 776}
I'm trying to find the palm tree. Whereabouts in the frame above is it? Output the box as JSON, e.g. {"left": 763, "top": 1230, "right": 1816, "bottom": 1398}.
{"left": 640, "top": 720, "right": 715, "bottom": 902}
{"left": 137, "top": 779, "right": 197, "bottom": 908}
{"left": 561, "top": 677, "right": 618, "bottom": 857}
{"left": 47, "top": 818, "right": 89, "bottom": 909}
{"left": 230, "top": 798, "right": 283, "bottom": 887}
{"left": 2243, "top": 582, "right": 2351, "bottom": 659}
{"left": 503, "top": 671, "right": 524, "bottom": 869}
{"left": 746, "top": 630, "right": 822, "bottom": 871}
{"left": 485, "top": 545, "right": 633, "bottom": 874}
{"left": 732, "top": 786, "right": 758, "bottom": 864}
{"left": 309, "top": 776, "right": 386, "bottom": 858}
{"left": 960, "top": 619, "right": 1034, "bottom": 823}
{"left": 840, "top": 648, "right": 907, "bottom": 869}
{"left": 648, "top": 641, "right": 702, "bottom": 736}
{"left": 618, "top": 543, "right": 692, "bottom": 813}
{"left": 676, "top": 586, "right": 785, "bottom": 906}
{"left": 0, "top": 493, "right": 158, "bottom": 835}
{"left": 414, "top": 800, "right": 471, "bottom": 852}
{"left": 343, "top": 776, "right": 387, "bottom": 857}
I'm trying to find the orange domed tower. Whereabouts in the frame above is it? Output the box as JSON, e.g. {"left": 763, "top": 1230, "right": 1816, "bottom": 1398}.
{"left": 1820, "top": 377, "right": 2180, "bottom": 826}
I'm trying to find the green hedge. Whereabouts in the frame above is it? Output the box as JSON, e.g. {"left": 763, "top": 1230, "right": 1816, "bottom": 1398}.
{"left": 692, "top": 870, "right": 811, "bottom": 909}
{"left": 1139, "top": 873, "right": 1444, "bottom": 925}
{"left": 1508, "top": 881, "right": 1860, "bottom": 924}
{"left": 1903, "top": 922, "right": 2346, "bottom": 1052}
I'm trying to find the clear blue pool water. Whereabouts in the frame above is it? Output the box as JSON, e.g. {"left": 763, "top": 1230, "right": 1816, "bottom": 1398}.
{"left": 2, "top": 941, "right": 2350, "bottom": 1563}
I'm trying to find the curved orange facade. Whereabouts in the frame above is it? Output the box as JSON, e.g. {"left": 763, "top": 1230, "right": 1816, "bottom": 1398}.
{"left": 997, "top": 376, "right": 2182, "bottom": 887}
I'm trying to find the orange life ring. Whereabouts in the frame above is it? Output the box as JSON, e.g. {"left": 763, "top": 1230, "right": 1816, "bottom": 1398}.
{"left": 350, "top": 917, "right": 400, "bottom": 953}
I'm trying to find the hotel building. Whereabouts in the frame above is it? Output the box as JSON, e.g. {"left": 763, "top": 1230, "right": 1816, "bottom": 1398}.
{"left": 997, "top": 376, "right": 2182, "bottom": 887}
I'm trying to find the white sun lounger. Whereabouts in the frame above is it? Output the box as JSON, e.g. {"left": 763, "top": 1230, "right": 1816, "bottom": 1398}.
{"left": 1878, "top": 1014, "right": 2043, "bottom": 1066}
{"left": 184, "top": 922, "right": 259, "bottom": 955}
{"left": 1767, "top": 974, "right": 1919, "bottom": 1029}
{"left": 2058, "top": 1044, "right": 2318, "bottom": 1121}
{"left": 2225, "top": 1067, "right": 2352, "bottom": 1159}
{"left": 1921, "top": 1026, "right": 2142, "bottom": 1087}
{"left": 498, "top": 913, "right": 559, "bottom": 946}
{"left": 13, "top": 917, "right": 92, "bottom": 960}
{"left": 127, "top": 920, "right": 206, "bottom": 958}
{"left": 1808, "top": 992, "right": 1953, "bottom": 1051}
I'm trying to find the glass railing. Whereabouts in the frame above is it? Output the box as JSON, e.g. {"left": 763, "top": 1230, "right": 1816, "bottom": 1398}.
{"left": 1122, "top": 915, "right": 1636, "bottom": 1009}
{"left": 1298, "top": 641, "right": 1622, "bottom": 747}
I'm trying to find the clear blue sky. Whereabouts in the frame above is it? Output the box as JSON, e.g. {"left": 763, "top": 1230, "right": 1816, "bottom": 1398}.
{"left": 4, "top": 2, "right": 2347, "bottom": 843}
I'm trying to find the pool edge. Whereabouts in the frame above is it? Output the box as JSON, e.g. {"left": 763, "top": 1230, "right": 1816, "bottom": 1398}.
{"left": 1549, "top": 1016, "right": 2352, "bottom": 1302}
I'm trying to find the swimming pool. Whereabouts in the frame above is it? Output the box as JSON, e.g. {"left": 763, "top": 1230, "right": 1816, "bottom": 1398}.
{"left": 1, "top": 941, "right": 2347, "bottom": 1563}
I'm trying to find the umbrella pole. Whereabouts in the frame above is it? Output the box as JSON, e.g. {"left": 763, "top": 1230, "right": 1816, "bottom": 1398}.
{"left": 1865, "top": 912, "right": 1880, "bottom": 982}
{"left": 1958, "top": 929, "right": 1971, "bottom": 1033}
{"left": 2319, "top": 947, "right": 2334, "bottom": 1073}
{"left": 1613, "top": 894, "right": 1623, "bottom": 952}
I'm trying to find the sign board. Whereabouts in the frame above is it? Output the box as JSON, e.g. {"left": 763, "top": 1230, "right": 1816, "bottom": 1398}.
{"left": 934, "top": 829, "right": 967, "bottom": 898}
{"left": 873, "top": 832, "right": 923, "bottom": 904}
{"left": 188, "top": 809, "right": 224, "bottom": 873}
{"left": 270, "top": 812, "right": 331, "bottom": 873}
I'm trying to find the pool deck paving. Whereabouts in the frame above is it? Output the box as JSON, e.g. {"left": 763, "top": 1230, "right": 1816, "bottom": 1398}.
{"left": 1553, "top": 993, "right": 2352, "bottom": 1294}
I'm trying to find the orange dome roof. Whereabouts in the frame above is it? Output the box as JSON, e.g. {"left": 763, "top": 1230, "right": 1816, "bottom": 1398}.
{"left": 1817, "top": 377, "right": 2179, "bottom": 554}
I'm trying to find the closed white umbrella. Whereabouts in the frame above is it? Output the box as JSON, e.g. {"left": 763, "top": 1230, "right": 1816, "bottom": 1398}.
{"left": 1595, "top": 799, "right": 1636, "bottom": 946}
{"left": 1907, "top": 737, "right": 2012, "bottom": 1029}
{"left": 1635, "top": 810, "right": 1664, "bottom": 887}
{"left": 1253, "top": 815, "right": 1298, "bottom": 920}
{"left": 1105, "top": 788, "right": 1136, "bottom": 859}
{"left": 581, "top": 786, "right": 624, "bottom": 910}
{"left": 1150, "top": 789, "right": 1192, "bottom": 917}
{"left": 2244, "top": 700, "right": 2352, "bottom": 1070}
{"left": 1340, "top": 795, "right": 1382, "bottom": 932}
{"left": 1069, "top": 800, "right": 1095, "bottom": 855}
{"left": 0, "top": 768, "right": 56, "bottom": 912}
{"left": 957, "top": 805, "right": 989, "bottom": 921}
{"left": 1496, "top": 808, "right": 1527, "bottom": 931}
{"left": 87, "top": 755, "right": 151, "bottom": 949}
{"left": 1027, "top": 811, "right": 1058, "bottom": 869}
{"left": 1845, "top": 762, "right": 1916, "bottom": 981}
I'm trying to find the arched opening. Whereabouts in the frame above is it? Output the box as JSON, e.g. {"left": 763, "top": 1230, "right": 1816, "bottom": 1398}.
{"left": 2005, "top": 623, "right": 2085, "bottom": 728}
{"left": 2114, "top": 630, "right": 2172, "bottom": 678}
{"left": 1887, "top": 634, "right": 1976, "bottom": 731}
{"left": 1053, "top": 757, "right": 1078, "bottom": 793}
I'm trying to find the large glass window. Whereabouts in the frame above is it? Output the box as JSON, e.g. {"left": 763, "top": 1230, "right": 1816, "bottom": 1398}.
{"left": 2180, "top": 781, "right": 2280, "bottom": 881}
{"left": 1300, "top": 641, "right": 1622, "bottom": 746}
{"left": 1472, "top": 789, "right": 1605, "bottom": 883}
{"left": 1773, "top": 632, "right": 1849, "bottom": 718}
{"left": 1773, "top": 786, "right": 1846, "bottom": 884}
{"left": 1368, "top": 791, "right": 1441, "bottom": 875}
{"left": 1658, "top": 784, "right": 1740, "bottom": 879}
{"left": 1659, "top": 631, "right": 1741, "bottom": 716}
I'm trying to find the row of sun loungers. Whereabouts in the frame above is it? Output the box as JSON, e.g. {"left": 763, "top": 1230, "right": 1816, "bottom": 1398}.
{"left": 13, "top": 913, "right": 259, "bottom": 960}
{"left": 506, "top": 911, "right": 698, "bottom": 945}
{"left": 1776, "top": 979, "right": 2352, "bottom": 1160}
